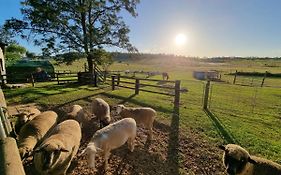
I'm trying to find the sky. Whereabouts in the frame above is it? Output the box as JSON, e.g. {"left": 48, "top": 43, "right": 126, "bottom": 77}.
{"left": 1, "top": 0, "right": 281, "bottom": 57}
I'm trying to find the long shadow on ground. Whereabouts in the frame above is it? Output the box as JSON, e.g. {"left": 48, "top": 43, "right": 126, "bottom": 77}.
{"left": 204, "top": 109, "right": 238, "bottom": 144}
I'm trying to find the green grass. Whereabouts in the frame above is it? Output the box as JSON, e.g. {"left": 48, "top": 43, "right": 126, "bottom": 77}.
{"left": 4, "top": 58, "right": 281, "bottom": 165}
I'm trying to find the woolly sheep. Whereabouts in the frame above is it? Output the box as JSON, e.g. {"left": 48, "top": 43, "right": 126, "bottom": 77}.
{"left": 115, "top": 104, "right": 156, "bottom": 140}
{"left": 81, "top": 118, "right": 136, "bottom": 170}
{"left": 33, "top": 119, "right": 81, "bottom": 175}
{"left": 219, "top": 144, "right": 281, "bottom": 175}
{"left": 92, "top": 98, "right": 111, "bottom": 128}
{"left": 14, "top": 107, "right": 41, "bottom": 135}
{"left": 17, "top": 111, "right": 58, "bottom": 158}
{"left": 66, "top": 104, "right": 86, "bottom": 128}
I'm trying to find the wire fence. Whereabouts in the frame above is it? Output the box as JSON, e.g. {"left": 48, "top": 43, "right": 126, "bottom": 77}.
{"left": 208, "top": 81, "right": 281, "bottom": 118}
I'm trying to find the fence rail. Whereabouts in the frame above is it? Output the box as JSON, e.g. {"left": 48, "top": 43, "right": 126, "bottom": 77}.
{"left": 110, "top": 74, "right": 181, "bottom": 109}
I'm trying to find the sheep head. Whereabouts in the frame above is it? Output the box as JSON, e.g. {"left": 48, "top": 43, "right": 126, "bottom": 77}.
{"left": 81, "top": 144, "right": 103, "bottom": 169}
{"left": 219, "top": 144, "right": 257, "bottom": 175}
{"left": 14, "top": 112, "right": 35, "bottom": 124}
{"left": 34, "top": 143, "right": 69, "bottom": 170}
{"left": 115, "top": 104, "right": 125, "bottom": 116}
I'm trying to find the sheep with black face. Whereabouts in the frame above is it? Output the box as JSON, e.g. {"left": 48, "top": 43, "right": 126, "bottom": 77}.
{"left": 219, "top": 144, "right": 281, "bottom": 175}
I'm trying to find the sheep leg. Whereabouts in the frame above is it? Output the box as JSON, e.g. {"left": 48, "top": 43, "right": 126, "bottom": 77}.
{"left": 127, "top": 137, "right": 135, "bottom": 152}
{"left": 103, "top": 151, "right": 110, "bottom": 170}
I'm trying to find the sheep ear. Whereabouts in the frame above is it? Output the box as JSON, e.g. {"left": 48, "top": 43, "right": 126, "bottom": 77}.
{"left": 27, "top": 113, "right": 35, "bottom": 119}
{"left": 34, "top": 147, "right": 42, "bottom": 153}
{"left": 96, "top": 147, "right": 103, "bottom": 152}
{"left": 59, "top": 146, "right": 69, "bottom": 152}
{"left": 248, "top": 157, "right": 257, "bottom": 164}
{"left": 219, "top": 145, "right": 226, "bottom": 151}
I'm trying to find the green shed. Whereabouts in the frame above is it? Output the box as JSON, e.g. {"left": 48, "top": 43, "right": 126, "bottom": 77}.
{"left": 6, "top": 59, "right": 55, "bottom": 83}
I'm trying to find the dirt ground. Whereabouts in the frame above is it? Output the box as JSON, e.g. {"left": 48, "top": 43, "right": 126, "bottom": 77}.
{"left": 9, "top": 103, "right": 226, "bottom": 175}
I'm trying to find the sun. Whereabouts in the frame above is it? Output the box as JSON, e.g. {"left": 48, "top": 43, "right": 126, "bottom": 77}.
{"left": 175, "top": 33, "right": 187, "bottom": 45}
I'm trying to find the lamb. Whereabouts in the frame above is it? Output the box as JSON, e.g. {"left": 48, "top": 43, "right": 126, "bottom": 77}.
{"left": 91, "top": 98, "right": 111, "bottom": 128}
{"left": 66, "top": 104, "right": 86, "bottom": 128}
{"left": 81, "top": 118, "right": 136, "bottom": 171}
{"left": 219, "top": 144, "right": 281, "bottom": 175}
{"left": 13, "top": 107, "right": 41, "bottom": 135}
{"left": 115, "top": 104, "right": 156, "bottom": 140}
{"left": 33, "top": 119, "right": 81, "bottom": 175}
{"left": 17, "top": 111, "right": 58, "bottom": 158}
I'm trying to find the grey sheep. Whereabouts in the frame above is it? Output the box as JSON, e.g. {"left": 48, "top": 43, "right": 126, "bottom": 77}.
{"left": 34, "top": 119, "right": 81, "bottom": 175}
{"left": 219, "top": 144, "right": 281, "bottom": 175}
{"left": 115, "top": 104, "right": 156, "bottom": 140}
{"left": 17, "top": 111, "right": 58, "bottom": 158}
{"left": 92, "top": 98, "right": 111, "bottom": 128}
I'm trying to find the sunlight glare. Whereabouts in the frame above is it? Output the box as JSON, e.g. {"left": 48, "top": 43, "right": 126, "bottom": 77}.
{"left": 175, "top": 33, "right": 187, "bottom": 46}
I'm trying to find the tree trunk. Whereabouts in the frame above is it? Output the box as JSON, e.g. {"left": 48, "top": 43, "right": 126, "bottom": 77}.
{"left": 86, "top": 53, "right": 97, "bottom": 86}
{"left": 87, "top": 54, "right": 93, "bottom": 73}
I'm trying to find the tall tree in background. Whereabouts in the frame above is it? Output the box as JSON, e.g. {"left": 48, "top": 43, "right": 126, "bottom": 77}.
{"left": 4, "top": 0, "right": 139, "bottom": 73}
{"left": 5, "top": 44, "right": 27, "bottom": 63}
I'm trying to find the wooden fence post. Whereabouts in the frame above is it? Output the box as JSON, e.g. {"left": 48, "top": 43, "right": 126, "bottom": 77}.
{"left": 56, "top": 73, "right": 59, "bottom": 85}
{"left": 203, "top": 80, "right": 211, "bottom": 110}
{"left": 261, "top": 71, "right": 267, "bottom": 87}
{"left": 111, "top": 75, "right": 116, "bottom": 90}
{"left": 84, "top": 63, "right": 87, "bottom": 72}
{"left": 135, "top": 79, "right": 140, "bottom": 95}
{"left": 174, "top": 80, "right": 181, "bottom": 109}
{"left": 30, "top": 74, "right": 35, "bottom": 87}
{"left": 0, "top": 137, "right": 26, "bottom": 175}
{"left": 117, "top": 74, "right": 120, "bottom": 86}
{"left": 233, "top": 70, "right": 237, "bottom": 84}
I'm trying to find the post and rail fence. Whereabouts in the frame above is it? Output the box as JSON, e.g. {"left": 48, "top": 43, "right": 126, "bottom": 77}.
{"left": 110, "top": 74, "right": 181, "bottom": 110}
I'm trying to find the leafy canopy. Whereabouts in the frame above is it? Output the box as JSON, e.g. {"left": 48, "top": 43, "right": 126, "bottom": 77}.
{"left": 4, "top": 0, "right": 139, "bottom": 58}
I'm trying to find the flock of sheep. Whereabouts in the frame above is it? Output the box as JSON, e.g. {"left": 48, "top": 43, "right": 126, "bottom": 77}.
{"left": 11, "top": 98, "right": 281, "bottom": 175}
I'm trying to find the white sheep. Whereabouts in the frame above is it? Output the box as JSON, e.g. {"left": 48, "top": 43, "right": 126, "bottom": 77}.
{"left": 13, "top": 107, "right": 41, "bottom": 135}
{"left": 33, "top": 119, "right": 81, "bottom": 175}
{"left": 66, "top": 104, "right": 86, "bottom": 128}
{"left": 91, "top": 98, "right": 111, "bottom": 128}
{"left": 81, "top": 118, "right": 136, "bottom": 171}
{"left": 17, "top": 111, "right": 58, "bottom": 158}
{"left": 219, "top": 144, "right": 281, "bottom": 175}
{"left": 115, "top": 104, "right": 156, "bottom": 140}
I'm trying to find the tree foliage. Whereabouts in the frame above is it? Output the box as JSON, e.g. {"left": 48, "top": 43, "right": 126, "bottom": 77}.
{"left": 5, "top": 44, "right": 27, "bottom": 63}
{"left": 5, "top": 0, "right": 139, "bottom": 72}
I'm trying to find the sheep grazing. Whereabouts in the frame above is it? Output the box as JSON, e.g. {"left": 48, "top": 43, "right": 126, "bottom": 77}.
{"left": 14, "top": 107, "right": 41, "bottom": 135}
{"left": 115, "top": 104, "right": 156, "bottom": 140}
{"left": 219, "top": 144, "right": 281, "bottom": 175}
{"left": 33, "top": 119, "right": 81, "bottom": 175}
{"left": 17, "top": 111, "right": 58, "bottom": 158}
{"left": 66, "top": 104, "right": 86, "bottom": 128}
{"left": 81, "top": 118, "right": 136, "bottom": 170}
{"left": 91, "top": 98, "right": 111, "bottom": 128}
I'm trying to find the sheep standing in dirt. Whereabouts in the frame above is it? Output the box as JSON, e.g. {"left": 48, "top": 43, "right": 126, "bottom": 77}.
{"left": 115, "top": 104, "right": 156, "bottom": 140}
{"left": 14, "top": 107, "right": 41, "bottom": 135}
{"left": 17, "top": 111, "right": 58, "bottom": 158}
{"left": 66, "top": 104, "right": 86, "bottom": 128}
{"left": 81, "top": 118, "right": 136, "bottom": 171}
{"left": 219, "top": 144, "right": 281, "bottom": 175}
{"left": 33, "top": 119, "right": 81, "bottom": 175}
{"left": 92, "top": 98, "right": 111, "bottom": 128}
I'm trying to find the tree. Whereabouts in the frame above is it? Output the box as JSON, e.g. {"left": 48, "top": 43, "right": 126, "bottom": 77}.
{"left": 93, "top": 49, "right": 113, "bottom": 71}
{"left": 5, "top": 44, "right": 26, "bottom": 63}
{"left": 0, "top": 25, "right": 16, "bottom": 44}
{"left": 4, "top": 0, "right": 139, "bottom": 73}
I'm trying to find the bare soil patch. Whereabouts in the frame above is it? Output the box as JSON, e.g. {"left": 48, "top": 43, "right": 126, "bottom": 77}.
{"left": 9, "top": 103, "right": 225, "bottom": 175}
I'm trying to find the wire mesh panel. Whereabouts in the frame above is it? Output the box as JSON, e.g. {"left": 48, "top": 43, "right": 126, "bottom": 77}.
{"left": 209, "top": 82, "right": 281, "bottom": 117}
